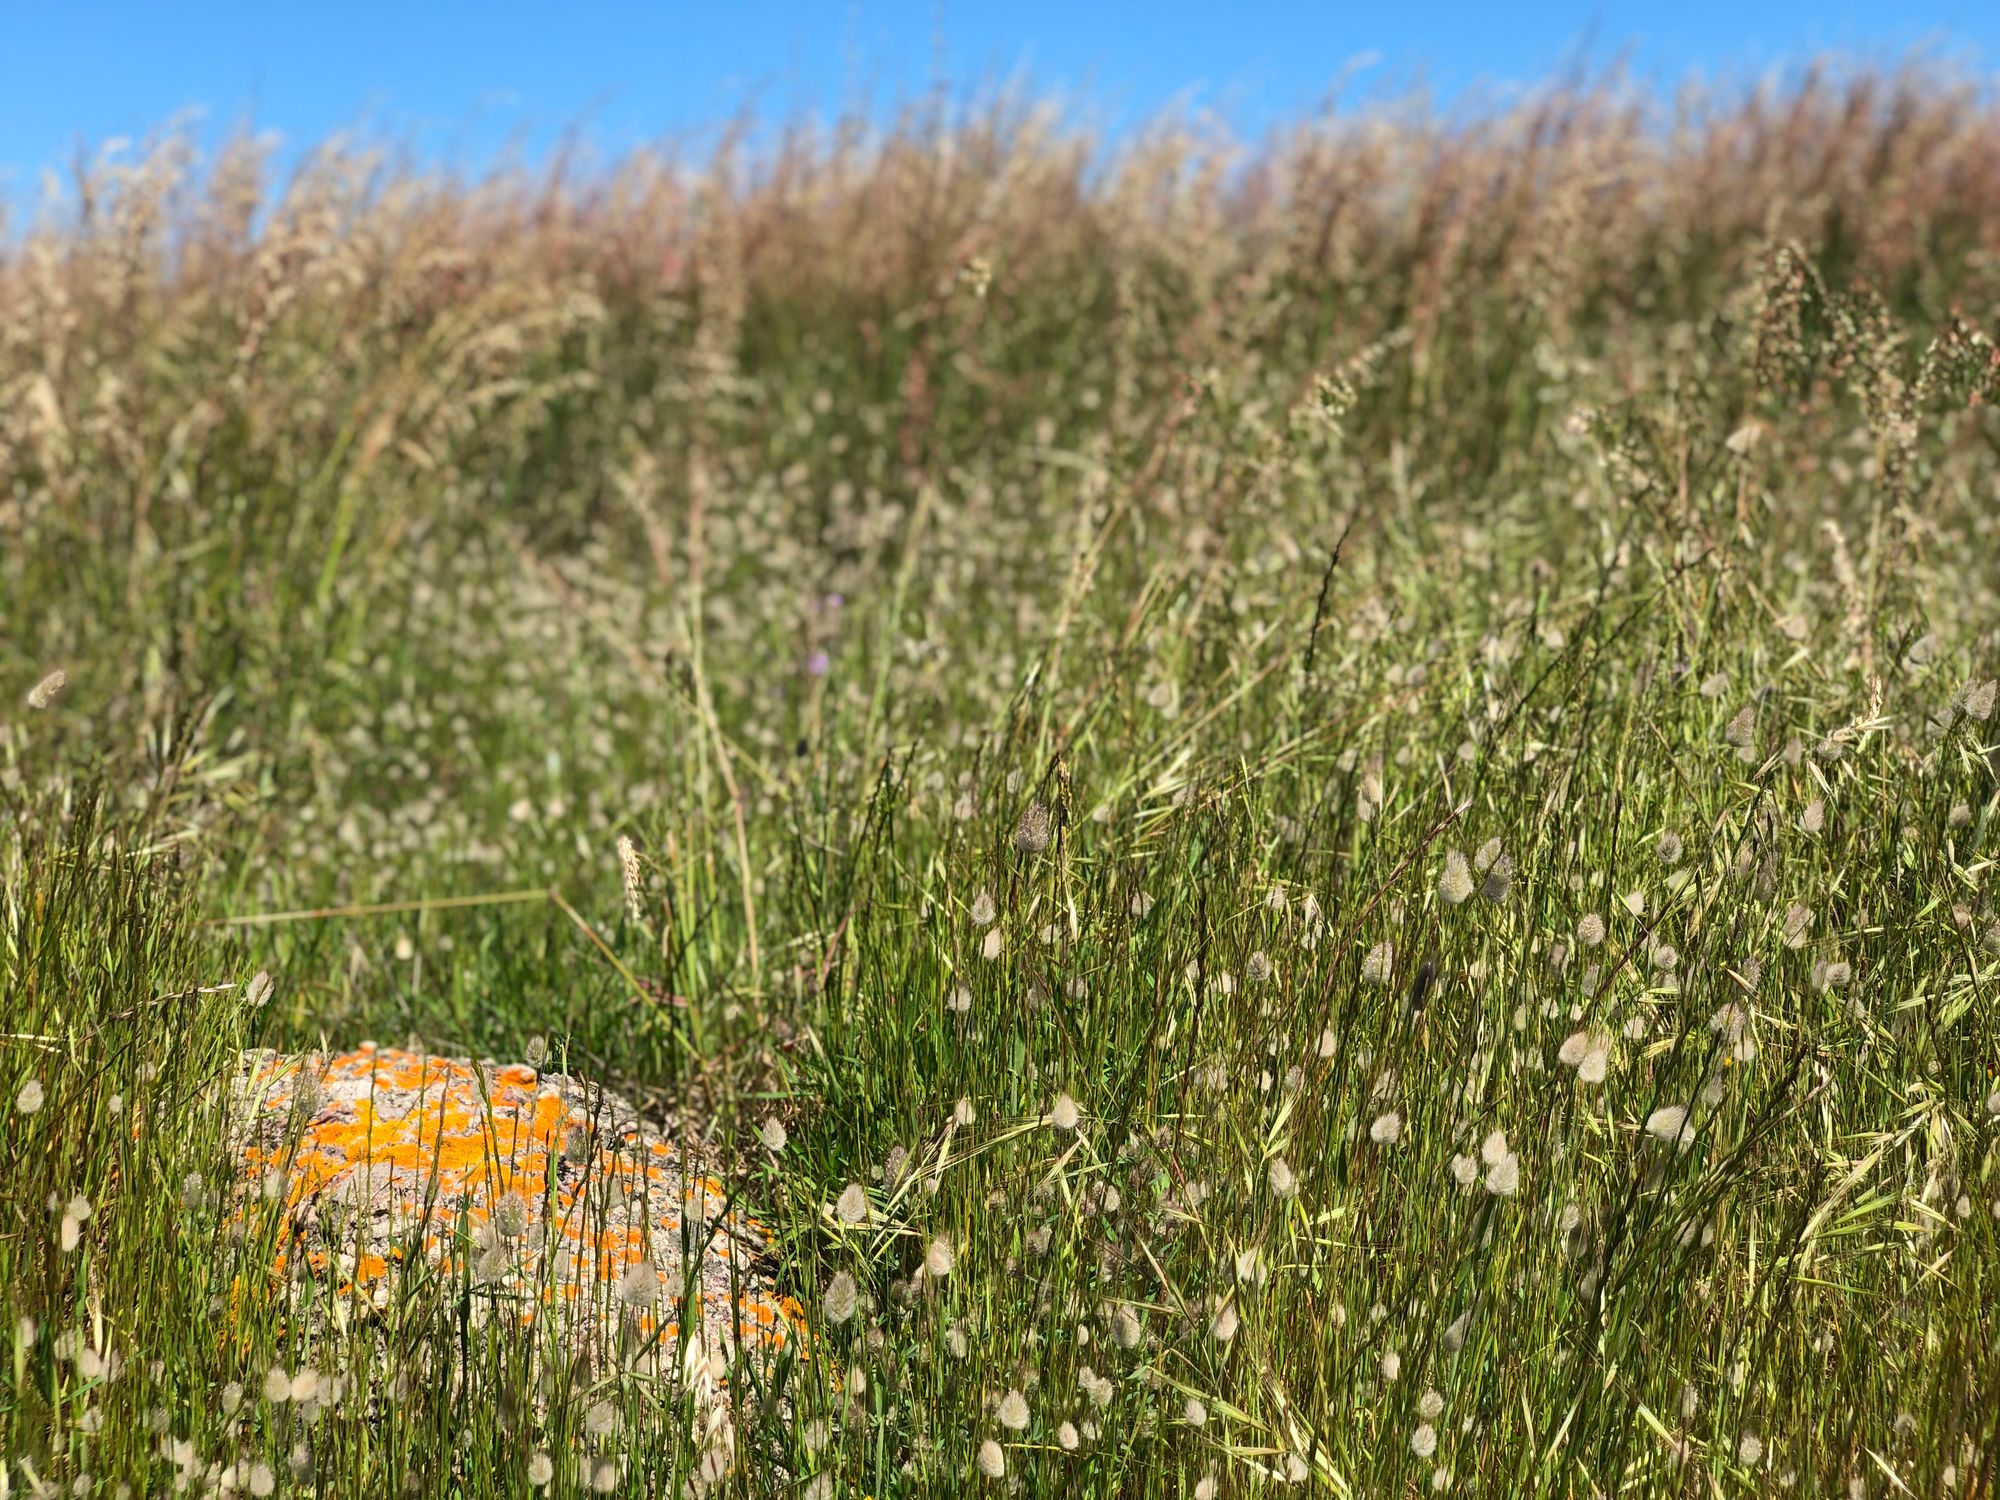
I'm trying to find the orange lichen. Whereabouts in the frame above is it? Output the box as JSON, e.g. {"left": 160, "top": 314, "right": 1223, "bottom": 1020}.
{"left": 228, "top": 1046, "right": 807, "bottom": 1367}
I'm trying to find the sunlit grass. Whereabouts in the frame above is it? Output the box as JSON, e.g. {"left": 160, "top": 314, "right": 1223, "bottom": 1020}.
{"left": 4, "top": 62, "right": 2000, "bottom": 1497}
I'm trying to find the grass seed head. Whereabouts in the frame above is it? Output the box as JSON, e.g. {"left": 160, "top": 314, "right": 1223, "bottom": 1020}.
{"left": 1015, "top": 802, "right": 1053, "bottom": 855}
{"left": 26, "top": 669, "right": 67, "bottom": 709}
{"left": 997, "top": 1390, "right": 1030, "bottom": 1430}
{"left": 925, "top": 1236, "right": 955, "bottom": 1277}
{"left": 1645, "top": 1105, "right": 1693, "bottom": 1146}
{"left": 824, "top": 1271, "right": 858, "bottom": 1324}
{"left": 1269, "top": 1157, "right": 1299, "bottom": 1197}
{"left": 1438, "top": 850, "right": 1475, "bottom": 905}
{"left": 1362, "top": 940, "right": 1395, "bottom": 985}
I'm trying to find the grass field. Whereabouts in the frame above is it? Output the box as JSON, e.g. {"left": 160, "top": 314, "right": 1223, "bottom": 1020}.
{"left": 4, "top": 65, "right": 2000, "bottom": 1497}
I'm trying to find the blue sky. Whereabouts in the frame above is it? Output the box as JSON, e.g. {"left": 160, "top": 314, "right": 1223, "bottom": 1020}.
{"left": 0, "top": 2, "right": 1992, "bottom": 208}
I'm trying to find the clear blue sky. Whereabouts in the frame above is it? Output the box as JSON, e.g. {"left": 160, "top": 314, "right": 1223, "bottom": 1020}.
{"left": 0, "top": 2, "right": 1990, "bottom": 207}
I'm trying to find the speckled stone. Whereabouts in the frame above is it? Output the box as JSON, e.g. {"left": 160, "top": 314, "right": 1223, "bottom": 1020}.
{"left": 227, "top": 1045, "right": 805, "bottom": 1389}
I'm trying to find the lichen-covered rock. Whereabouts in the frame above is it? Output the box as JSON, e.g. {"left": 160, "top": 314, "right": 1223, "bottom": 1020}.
{"left": 227, "top": 1045, "right": 805, "bottom": 1387}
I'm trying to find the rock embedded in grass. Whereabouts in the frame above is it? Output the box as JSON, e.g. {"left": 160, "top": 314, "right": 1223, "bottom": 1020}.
{"left": 227, "top": 1045, "right": 805, "bottom": 1389}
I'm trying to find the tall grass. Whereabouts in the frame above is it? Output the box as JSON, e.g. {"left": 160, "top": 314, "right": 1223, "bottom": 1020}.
{"left": 3, "top": 62, "right": 2000, "bottom": 1497}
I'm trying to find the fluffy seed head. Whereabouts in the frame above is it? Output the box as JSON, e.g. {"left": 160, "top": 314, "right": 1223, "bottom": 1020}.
{"left": 1438, "top": 850, "right": 1475, "bottom": 905}
{"left": 1645, "top": 1105, "right": 1692, "bottom": 1145}
{"left": 1268, "top": 1158, "right": 1299, "bottom": 1198}
{"left": 1578, "top": 1042, "right": 1611, "bottom": 1085}
{"left": 1015, "top": 803, "right": 1053, "bottom": 855}
{"left": 493, "top": 1192, "right": 530, "bottom": 1239}
{"left": 1442, "top": 1308, "right": 1473, "bottom": 1353}
{"left": 1361, "top": 941, "right": 1395, "bottom": 985}
{"left": 997, "top": 1390, "right": 1030, "bottom": 1431}
{"left": 1049, "top": 1093, "right": 1080, "bottom": 1131}
{"left": 836, "top": 1183, "right": 869, "bottom": 1224}
{"left": 977, "top": 1440, "right": 1006, "bottom": 1480}
{"left": 615, "top": 1260, "right": 657, "bottom": 1308}
{"left": 925, "top": 1237, "right": 955, "bottom": 1278}
{"left": 1111, "top": 1305, "right": 1143, "bottom": 1348}
{"left": 26, "top": 670, "right": 67, "bottom": 709}
{"left": 824, "top": 1271, "right": 858, "bottom": 1324}
{"left": 1234, "top": 1245, "right": 1268, "bottom": 1286}
{"left": 1209, "top": 1300, "right": 1239, "bottom": 1343}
